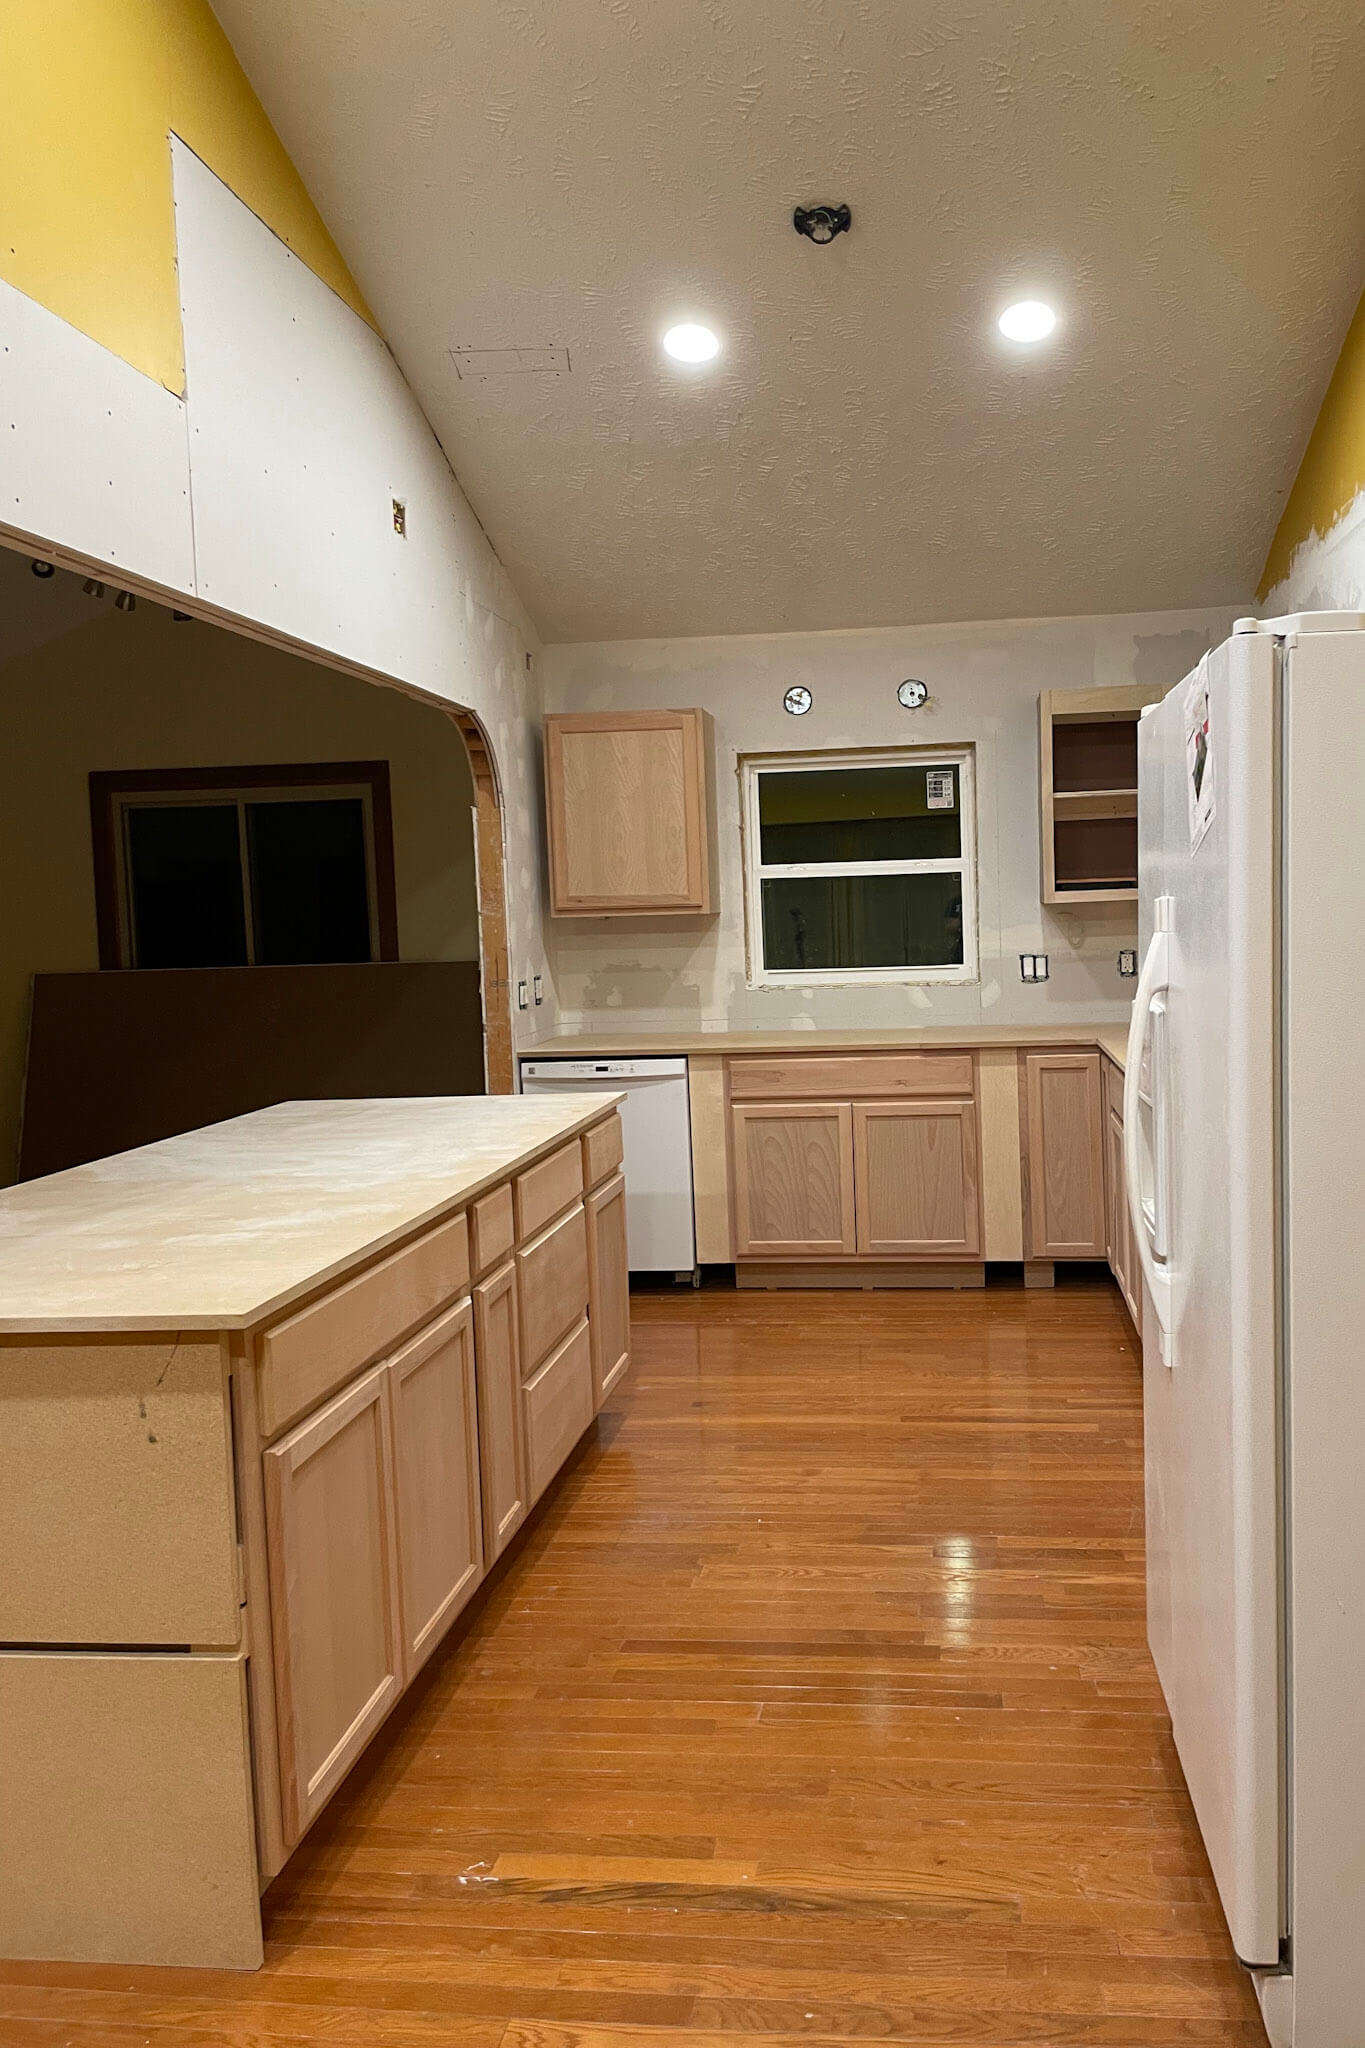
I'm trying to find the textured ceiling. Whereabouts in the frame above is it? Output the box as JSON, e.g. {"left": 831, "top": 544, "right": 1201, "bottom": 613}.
{"left": 211, "top": 1, "right": 1365, "bottom": 642}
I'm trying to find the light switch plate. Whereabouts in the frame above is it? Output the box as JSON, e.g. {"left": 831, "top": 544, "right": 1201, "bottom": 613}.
{"left": 516, "top": 980, "right": 528, "bottom": 1010}
{"left": 533, "top": 975, "right": 544, "bottom": 1006}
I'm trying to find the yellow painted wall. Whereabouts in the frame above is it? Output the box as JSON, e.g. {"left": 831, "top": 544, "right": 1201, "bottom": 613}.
{"left": 0, "top": 1, "right": 372, "bottom": 396}
{"left": 1260, "top": 286, "right": 1365, "bottom": 598}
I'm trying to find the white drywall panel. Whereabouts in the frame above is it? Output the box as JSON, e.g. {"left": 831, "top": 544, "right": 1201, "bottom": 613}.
{"left": 0, "top": 278, "right": 195, "bottom": 593}
{"left": 171, "top": 140, "right": 550, "bottom": 1027}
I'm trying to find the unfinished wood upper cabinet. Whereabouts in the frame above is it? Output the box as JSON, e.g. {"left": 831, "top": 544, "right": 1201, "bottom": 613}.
{"left": 1022, "top": 1051, "right": 1106, "bottom": 1259}
{"left": 585, "top": 1171, "right": 631, "bottom": 1407}
{"left": 731, "top": 1102, "right": 856, "bottom": 1258}
{"left": 263, "top": 1364, "right": 403, "bottom": 1847}
{"left": 472, "top": 1260, "right": 528, "bottom": 1565}
{"left": 854, "top": 1100, "right": 981, "bottom": 1257}
{"left": 1039, "top": 684, "right": 1165, "bottom": 905}
{"left": 544, "top": 709, "right": 715, "bottom": 915}
{"left": 388, "top": 1301, "right": 484, "bottom": 1683}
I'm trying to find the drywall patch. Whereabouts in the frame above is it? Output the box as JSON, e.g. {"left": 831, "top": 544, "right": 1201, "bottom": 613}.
{"left": 1133, "top": 628, "right": 1214, "bottom": 691}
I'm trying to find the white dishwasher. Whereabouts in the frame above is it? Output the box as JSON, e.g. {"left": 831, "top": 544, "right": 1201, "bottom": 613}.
{"left": 518, "top": 1057, "right": 695, "bottom": 1277}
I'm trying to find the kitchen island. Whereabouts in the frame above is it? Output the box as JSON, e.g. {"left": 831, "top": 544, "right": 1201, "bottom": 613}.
{"left": 0, "top": 1095, "right": 626, "bottom": 1971}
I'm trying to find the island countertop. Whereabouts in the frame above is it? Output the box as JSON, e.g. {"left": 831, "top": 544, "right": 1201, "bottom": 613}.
{"left": 0, "top": 1095, "right": 621, "bottom": 1335}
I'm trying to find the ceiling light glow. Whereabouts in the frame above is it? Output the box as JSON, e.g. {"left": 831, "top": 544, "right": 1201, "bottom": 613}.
{"left": 662, "top": 322, "right": 721, "bottom": 364}
{"left": 998, "top": 299, "right": 1057, "bottom": 344}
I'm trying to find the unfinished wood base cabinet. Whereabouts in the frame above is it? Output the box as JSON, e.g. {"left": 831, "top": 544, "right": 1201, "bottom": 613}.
{"left": 0, "top": 1100, "right": 629, "bottom": 1973}
{"left": 1103, "top": 1055, "right": 1141, "bottom": 1331}
{"left": 1020, "top": 1050, "right": 1106, "bottom": 1259}
{"left": 728, "top": 1056, "right": 983, "bottom": 1278}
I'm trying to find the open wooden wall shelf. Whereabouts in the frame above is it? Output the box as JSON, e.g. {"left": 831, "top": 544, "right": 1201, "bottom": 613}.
{"left": 1039, "top": 685, "right": 1163, "bottom": 904}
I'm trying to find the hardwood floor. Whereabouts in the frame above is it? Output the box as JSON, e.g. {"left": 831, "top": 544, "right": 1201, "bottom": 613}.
{"left": 0, "top": 1279, "right": 1268, "bottom": 2045}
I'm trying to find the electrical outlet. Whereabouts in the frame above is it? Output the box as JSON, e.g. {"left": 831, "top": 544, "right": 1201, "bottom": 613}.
{"left": 1118, "top": 949, "right": 1138, "bottom": 978}
{"left": 533, "top": 975, "right": 544, "bottom": 1006}
{"left": 516, "top": 980, "right": 528, "bottom": 1010}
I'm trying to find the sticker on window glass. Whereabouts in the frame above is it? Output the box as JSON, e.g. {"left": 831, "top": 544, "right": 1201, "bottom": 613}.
{"left": 925, "top": 770, "right": 955, "bottom": 810}
{"left": 1184, "top": 667, "right": 1215, "bottom": 853}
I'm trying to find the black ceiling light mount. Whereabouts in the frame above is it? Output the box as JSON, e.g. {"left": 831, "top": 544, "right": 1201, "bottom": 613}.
{"left": 793, "top": 202, "right": 851, "bottom": 246}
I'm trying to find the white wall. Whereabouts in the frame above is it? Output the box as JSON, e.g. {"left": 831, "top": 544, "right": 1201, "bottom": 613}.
{"left": 541, "top": 605, "right": 1244, "bottom": 1034}
{"left": 1262, "top": 488, "right": 1365, "bottom": 616}
{"left": 0, "top": 144, "right": 552, "bottom": 1050}
{"left": 0, "top": 558, "right": 481, "bottom": 1181}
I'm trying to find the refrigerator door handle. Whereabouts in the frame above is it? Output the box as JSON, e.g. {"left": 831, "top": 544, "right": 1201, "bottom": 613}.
{"left": 1124, "top": 912, "right": 1175, "bottom": 1361}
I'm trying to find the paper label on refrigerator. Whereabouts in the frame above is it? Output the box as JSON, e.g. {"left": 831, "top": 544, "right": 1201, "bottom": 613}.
{"left": 1184, "top": 669, "right": 1216, "bottom": 853}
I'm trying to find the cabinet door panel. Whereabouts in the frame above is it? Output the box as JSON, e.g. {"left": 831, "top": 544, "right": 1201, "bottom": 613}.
{"left": 545, "top": 711, "right": 711, "bottom": 913}
{"left": 524, "top": 1318, "right": 594, "bottom": 1503}
{"left": 1023, "top": 1052, "right": 1106, "bottom": 1258}
{"left": 731, "top": 1103, "right": 855, "bottom": 1258}
{"left": 263, "top": 1365, "right": 402, "bottom": 1846}
{"left": 586, "top": 1172, "right": 631, "bottom": 1407}
{"left": 854, "top": 1101, "right": 981, "bottom": 1256}
{"left": 389, "top": 1301, "right": 483, "bottom": 1682}
{"left": 473, "top": 1261, "right": 528, "bottom": 1564}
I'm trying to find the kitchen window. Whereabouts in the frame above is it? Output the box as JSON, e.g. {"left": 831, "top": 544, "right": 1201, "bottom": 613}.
{"left": 740, "top": 746, "right": 978, "bottom": 986}
{"left": 89, "top": 762, "right": 399, "bottom": 970}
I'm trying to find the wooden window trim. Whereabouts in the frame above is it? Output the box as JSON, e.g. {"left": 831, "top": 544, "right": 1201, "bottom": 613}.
{"left": 89, "top": 762, "right": 400, "bottom": 970}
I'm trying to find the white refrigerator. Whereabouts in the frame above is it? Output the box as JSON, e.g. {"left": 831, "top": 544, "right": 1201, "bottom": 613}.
{"left": 1127, "top": 611, "right": 1365, "bottom": 2047}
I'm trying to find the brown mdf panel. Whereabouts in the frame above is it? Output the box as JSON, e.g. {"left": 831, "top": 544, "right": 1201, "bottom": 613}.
{"left": 731, "top": 1102, "right": 856, "bottom": 1258}
{"left": 545, "top": 709, "right": 713, "bottom": 915}
{"left": 1022, "top": 1051, "right": 1107, "bottom": 1259}
{"left": 256, "top": 1209, "right": 469, "bottom": 1440}
{"left": 472, "top": 1261, "right": 528, "bottom": 1563}
{"left": 854, "top": 1100, "right": 982, "bottom": 1257}
{"left": 20, "top": 961, "right": 485, "bottom": 1182}
{"left": 1053, "top": 815, "right": 1139, "bottom": 890}
{"left": 728, "top": 1051, "right": 975, "bottom": 1101}
{"left": 586, "top": 1172, "right": 631, "bottom": 1408}
{"left": 0, "top": 1336, "right": 239, "bottom": 1646}
{"left": 263, "top": 1364, "right": 403, "bottom": 1848}
{"left": 516, "top": 1202, "right": 590, "bottom": 1372}
{"left": 470, "top": 1181, "right": 515, "bottom": 1277}
{"left": 514, "top": 1139, "right": 585, "bottom": 1241}
{"left": 0, "top": 1649, "right": 261, "bottom": 1968}
{"left": 388, "top": 1300, "right": 484, "bottom": 1683}
{"left": 582, "top": 1111, "right": 624, "bottom": 1190}
{"left": 1051, "top": 719, "right": 1139, "bottom": 793}
{"left": 523, "top": 1316, "right": 594, "bottom": 1503}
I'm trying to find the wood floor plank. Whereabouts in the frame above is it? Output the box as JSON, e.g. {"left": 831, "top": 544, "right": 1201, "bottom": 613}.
{"left": 3, "top": 1279, "right": 1266, "bottom": 2044}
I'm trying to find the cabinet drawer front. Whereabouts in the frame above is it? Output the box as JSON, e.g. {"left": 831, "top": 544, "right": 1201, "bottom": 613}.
{"left": 515, "top": 1141, "right": 584, "bottom": 1241}
{"left": 728, "top": 1052, "right": 975, "bottom": 1100}
{"left": 517, "top": 1203, "right": 590, "bottom": 1372}
{"left": 582, "top": 1112, "right": 624, "bottom": 1189}
{"left": 523, "top": 1317, "right": 593, "bottom": 1503}
{"left": 471, "top": 1182, "right": 515, "bottom": 1276}
{"left": 257, "top": 1211, "right": 470, "bottom": 1441}
{"left": 1104, "top": 1054, "right": 1125, "bottom": 1121}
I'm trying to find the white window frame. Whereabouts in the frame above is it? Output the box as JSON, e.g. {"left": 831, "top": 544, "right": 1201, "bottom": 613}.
{"left": 740, "top": 744, "right": 979, "bottom": 988}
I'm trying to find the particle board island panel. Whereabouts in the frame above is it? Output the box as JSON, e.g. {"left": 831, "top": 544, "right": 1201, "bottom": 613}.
{"left": 0, "top": 1094, "right": 628, "bottom": 1971}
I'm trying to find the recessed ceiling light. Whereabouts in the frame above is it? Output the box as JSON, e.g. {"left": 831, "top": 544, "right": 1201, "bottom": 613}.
{"left": 998, "top": 299, "right": 1057, "bottom": 344}
{"left": 662, "top": 322, "right": 721, "bottom": 365}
